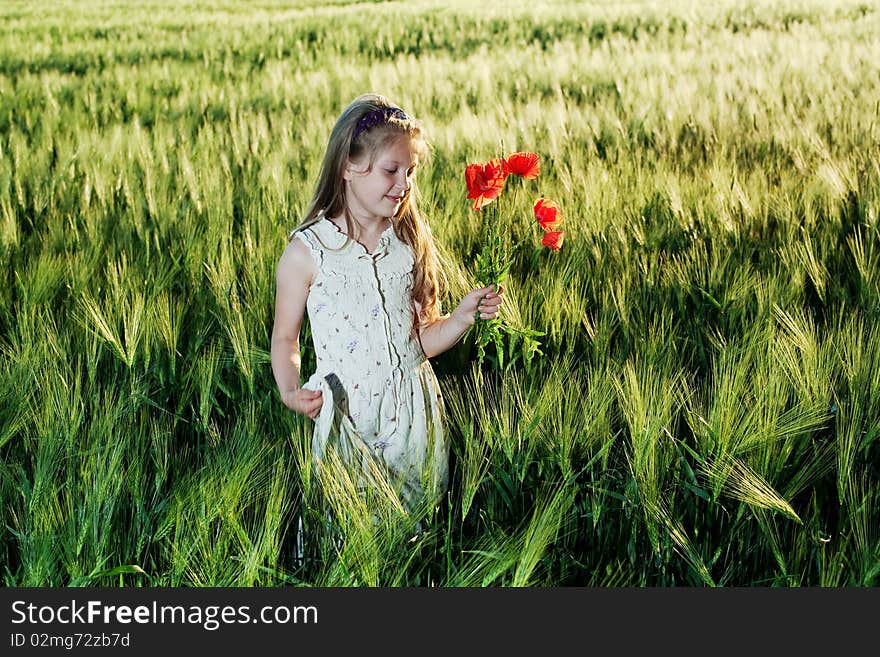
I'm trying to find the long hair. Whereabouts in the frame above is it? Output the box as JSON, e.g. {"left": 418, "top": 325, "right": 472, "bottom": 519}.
{"left": 293, "top": 93, "right": 445, "bottom": 327}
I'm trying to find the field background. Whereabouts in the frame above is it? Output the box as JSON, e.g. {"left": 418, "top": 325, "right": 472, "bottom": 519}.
{"left": 1, "top": 0, "right": 878, "bottom": 586}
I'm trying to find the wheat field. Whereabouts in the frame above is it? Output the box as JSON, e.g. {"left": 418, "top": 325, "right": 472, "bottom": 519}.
{"left": 1, "top": 0, "right": 878, "bottom": 586}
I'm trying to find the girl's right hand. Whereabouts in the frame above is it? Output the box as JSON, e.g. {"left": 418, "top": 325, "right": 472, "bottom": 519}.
{"left": 283, "top": 388, "right": 323, "bottom": 419}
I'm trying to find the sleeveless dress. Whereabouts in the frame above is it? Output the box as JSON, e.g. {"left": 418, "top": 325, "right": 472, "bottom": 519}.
{"left": 293, "top": 217, "right": 449, "bottom": 512}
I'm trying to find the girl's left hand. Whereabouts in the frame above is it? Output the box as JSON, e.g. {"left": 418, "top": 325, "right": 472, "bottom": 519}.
{"left": 453, "top": 284, "right": 504, "bottom": 326}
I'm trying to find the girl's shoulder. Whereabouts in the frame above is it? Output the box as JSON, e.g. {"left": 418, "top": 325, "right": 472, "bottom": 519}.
{"left": 277, "top": 234, "right": 318, "bottom": 285}
{"left": 290, "top": 216, "right": 345, "bottom": 243}
{"left": 292, "top": 217, "right": 349, "bottom": 250}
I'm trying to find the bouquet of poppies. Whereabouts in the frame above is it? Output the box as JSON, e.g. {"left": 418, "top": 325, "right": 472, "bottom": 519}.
{"left": 464, "top": 151, "right": 565, "bottom": 369}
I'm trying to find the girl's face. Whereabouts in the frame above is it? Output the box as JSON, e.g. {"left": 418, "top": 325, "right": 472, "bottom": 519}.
{"left": 344, "top": 135, "right": 417, "bottom": 223}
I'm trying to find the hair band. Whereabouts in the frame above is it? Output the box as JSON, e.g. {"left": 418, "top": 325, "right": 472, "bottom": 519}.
{"left": 353, "top": 106, "right": 409, "bottom": 140}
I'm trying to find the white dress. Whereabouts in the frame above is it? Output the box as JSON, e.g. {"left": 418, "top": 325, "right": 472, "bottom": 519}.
{"left": 293, "top": 217, "right": 449, "bottom": 512}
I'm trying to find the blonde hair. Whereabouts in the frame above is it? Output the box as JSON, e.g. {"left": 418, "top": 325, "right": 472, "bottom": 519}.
{"left": 292, "top": 93, "right": 445, "bottom": 327}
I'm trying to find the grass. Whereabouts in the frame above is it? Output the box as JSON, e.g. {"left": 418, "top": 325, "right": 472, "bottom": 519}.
{"left": 1, "top": 0, "right": 878, "bottom": 586}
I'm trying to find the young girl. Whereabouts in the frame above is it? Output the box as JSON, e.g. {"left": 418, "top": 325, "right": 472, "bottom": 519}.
{"left": 271, "top": 93, "right": 503, "bottom": 514}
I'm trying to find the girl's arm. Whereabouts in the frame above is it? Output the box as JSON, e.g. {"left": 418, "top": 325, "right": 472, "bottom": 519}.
{"left": 271, "top": 237, "right": 323, "bottom": 418}
{"left": 416, "top": 284, "right": 503, "bottom": 359}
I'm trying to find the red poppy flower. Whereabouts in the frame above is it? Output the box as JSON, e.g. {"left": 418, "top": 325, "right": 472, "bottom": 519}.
{"left": 504, "top": 151, "right": 540, "bottom": 179}
{"left": 533, "top": 198, "right": 563, "bottom": 231}
{"left": 541, "top": 230, "right": 564, "bottom": 251}
{"left": 465, "top": 159, "right": 508, "bottom": 210}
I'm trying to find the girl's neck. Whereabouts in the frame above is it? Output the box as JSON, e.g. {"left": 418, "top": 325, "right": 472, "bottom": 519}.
{"left": 331, "top": 212, "right": 390, "bottom": 239}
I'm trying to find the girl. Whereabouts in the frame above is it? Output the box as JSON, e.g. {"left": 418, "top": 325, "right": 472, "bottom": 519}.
{"left": 271, "top": 93, "right": 503, "bottom": 513}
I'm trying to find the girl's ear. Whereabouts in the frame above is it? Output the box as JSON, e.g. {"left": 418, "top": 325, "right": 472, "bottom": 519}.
{"left": 344, "top": 157, "right": 370, "bottom": 180}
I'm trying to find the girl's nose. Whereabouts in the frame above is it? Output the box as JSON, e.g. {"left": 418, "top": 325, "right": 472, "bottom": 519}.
{"left": 394, "top": 177, "right": 409, "bottom": 194}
